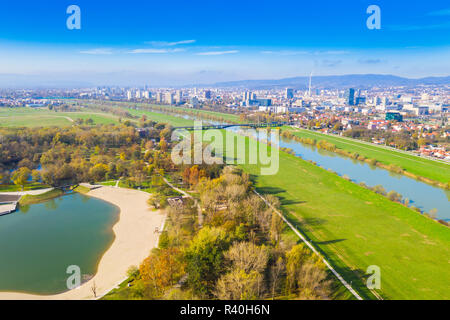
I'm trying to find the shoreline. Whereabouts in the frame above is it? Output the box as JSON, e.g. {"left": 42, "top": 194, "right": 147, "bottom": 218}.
{"left": 0, "top": 186, "right": 165, "bottom": 300}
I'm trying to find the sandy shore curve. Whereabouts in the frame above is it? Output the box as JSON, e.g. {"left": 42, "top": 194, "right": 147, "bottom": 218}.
{"left": 0, "top": 186, "right": 165, "bottom": 300}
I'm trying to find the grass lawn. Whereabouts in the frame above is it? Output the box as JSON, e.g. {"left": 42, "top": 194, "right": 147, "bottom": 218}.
{"left": 99, "top": 180, "right": 117, "bottom": 186}
{"left": 233, "top": 134, "right": 450, "bottom": 300}
{"left": 73, "top": 185, "right": 91, "bottom": 194}
{"left": 287, "top": 128, "right": 450, "bottom": 184}
{"left": 19, "top": 189, "right": 64, "bottom": 205}
{"left": 0, "top": 107, "right": 122, "bottom": 127}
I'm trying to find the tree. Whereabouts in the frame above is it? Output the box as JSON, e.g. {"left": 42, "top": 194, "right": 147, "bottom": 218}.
{"left": 225, "top": 242, "right": 269, "bottom": 274}
{"left": 159, "top": 138, "right": 168, "bottom": 152}
{"left": 285, "top": 244, "right": 330, "bottom": 299}
{"left": 184, "top": 227, "right": 230, "bottom": 297}
{"left": 140, "top": 248, "right": 185, "bottom": 297}
{"left": 285, "top": 244, "right": 311, "bottom": 293}
{"left": 270, "top": 212, "right": 284, "bottom": 246}
{"left": 12, "top": 167, "right": 31, "bottom": 190}
{"left": 387, "top": 190, "right": 402, "bottom": 203}
{"left": 215, "top": 269, "right": 264, "bottom": 300}
{"left": 89, "top": 163, "right": 109, "bottom": 182}
{"left": 31, "top": 170, "right": 41, "bottom": 183}
{"left": 270, "top": 257, "right": 285, "bottom": 299}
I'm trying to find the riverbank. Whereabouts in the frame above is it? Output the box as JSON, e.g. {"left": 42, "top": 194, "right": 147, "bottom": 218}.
{"left": 283, "top": 127, "right": 450, "bottom": 188}
{"left": 0, "top": 186, "right": 165, "bottom": 300}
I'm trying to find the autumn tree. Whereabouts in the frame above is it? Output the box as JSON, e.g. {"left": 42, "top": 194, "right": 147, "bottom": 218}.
{"left": 12, "top": 167, "right": 31, "bottom": 190}
{"left": 215, "top": 269, "right": 264, "bottom": 300}
{"left": 285, "top": 244, "right": 331, "bottom": 299}
{"left": 270, "top": 212, "right": 284, "bottom": 246}
{"left": 184, "top": 227, "right": 230, "bottom": 297}
{"left": 140, "top": 248, "right": 185, "bottom": 297}
{"left": 224, "top": 242, "right": 269, "bottom": 274}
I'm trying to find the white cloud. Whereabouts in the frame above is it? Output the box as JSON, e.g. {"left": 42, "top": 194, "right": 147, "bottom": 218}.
{"left": 261, "top": 50, "right": 349, "bottom": 56}
{"left": 261, "top": 50, "right": 309, "bottom": 55}
{"left": 196, "top": 50, "right": 239, "bottom": 56}
{"left": 79, "top": 48, "right": 113, "bottom": 55}
{"left": 428, "top": 8, "right": 450, "bottom": 16}
{"left": 128, "top": 48, "right": 186, "bottom": 54}
{"left": 146, "top": 40, "right": 196, "bottom": 46}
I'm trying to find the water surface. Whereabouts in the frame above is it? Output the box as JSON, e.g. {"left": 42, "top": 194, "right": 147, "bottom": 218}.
{"left": 0, "top": 193, "right": 119, "bottom": 295}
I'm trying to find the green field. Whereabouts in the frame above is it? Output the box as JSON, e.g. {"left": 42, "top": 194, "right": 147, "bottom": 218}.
{"left": 0, "top": 107, "right": 122, "bottom": 127}
{"left": 81, "top": 100, "right": 242, "bottom": 124}
{"left": 236, "top": 137, "right": 450, "bottom": 300}
{"left": 287, "top": 128, "right": 450, "bottom": 184}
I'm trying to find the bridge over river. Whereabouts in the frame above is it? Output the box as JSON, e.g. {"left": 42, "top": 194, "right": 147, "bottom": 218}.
{"left": 172, "top": 122, "right": 291, "bottom": 131}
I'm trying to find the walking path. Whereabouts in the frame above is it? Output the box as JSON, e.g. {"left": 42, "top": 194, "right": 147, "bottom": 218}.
{"left": 161, "top": 177, "right": 203, "bottom": 227}
{"left": 0, "top": 188, "right": 53, "bottom": 196}
{"left": 0, "top": 188, "right": 54, "bottom": 216}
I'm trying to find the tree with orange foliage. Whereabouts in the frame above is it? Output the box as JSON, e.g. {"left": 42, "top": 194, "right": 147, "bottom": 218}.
{"left": 139, "top": 248, "right": 185, "bottom": 296}
{"left": 188, "top": 165, "right": 199, "bottom": 187}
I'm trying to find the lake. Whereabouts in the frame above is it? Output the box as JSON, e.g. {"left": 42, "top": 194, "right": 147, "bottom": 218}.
{"left": 0, "top": 193, "right": 119, "bottom": 295}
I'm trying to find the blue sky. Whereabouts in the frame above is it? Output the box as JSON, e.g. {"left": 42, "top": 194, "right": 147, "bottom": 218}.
{"left": 0, "top": 0, "right": 449, "bottom": 86}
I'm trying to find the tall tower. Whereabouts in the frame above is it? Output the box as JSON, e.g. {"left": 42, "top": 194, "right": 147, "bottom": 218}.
{"left": 308, "top": 72, "right": 313, "bottom": 97}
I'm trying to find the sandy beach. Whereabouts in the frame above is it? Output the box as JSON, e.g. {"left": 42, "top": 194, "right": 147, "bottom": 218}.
{"left": 0, "top": 186, "right": 165, "bottom": 300}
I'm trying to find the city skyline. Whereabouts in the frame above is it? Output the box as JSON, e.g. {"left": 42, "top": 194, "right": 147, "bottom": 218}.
{"left": 0, "top": 0, "right": 450, "bottom": 86}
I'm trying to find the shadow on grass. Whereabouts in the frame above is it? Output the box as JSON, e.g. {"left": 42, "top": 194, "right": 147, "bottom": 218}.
{"left": 300, "top": 217, "right": 327, "bottom": 227}
{"left": 315, "top": 238, "right": 346, "bottom": 245}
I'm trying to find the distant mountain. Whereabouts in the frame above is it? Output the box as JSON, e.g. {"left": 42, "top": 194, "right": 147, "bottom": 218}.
{"left": 209, "top": 74, "right": 450, "bottom": 90}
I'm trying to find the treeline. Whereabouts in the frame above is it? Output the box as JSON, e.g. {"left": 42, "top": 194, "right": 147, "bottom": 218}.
{"left": 135, "top": 104, "right": 240, "bottom": 125}
{"left": 108, "top": 167, "right": 334, "bottom": 300}
{"left": 0, "top": 123, "right": 175, "bottom": 189}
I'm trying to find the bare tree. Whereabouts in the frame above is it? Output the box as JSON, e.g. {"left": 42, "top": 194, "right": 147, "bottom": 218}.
{"left": 91, "top": 281, "right": 97, "bottom": 298}
{"left": 270, "top": 257, "right": 285, "bottom": 299}
{"left": 225, "top": 242, "right": 269, "bottom": 274}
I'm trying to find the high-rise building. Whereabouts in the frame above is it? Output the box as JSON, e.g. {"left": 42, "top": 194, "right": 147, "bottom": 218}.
{"left": 126, "top": 90, "right": 132, "bottom": 100}
{"left": 143, "top": 91, "right": 150, "bottom": 99}
{"left": 243, "top": 91, "right": 252, "bottom": 101}
{"left": 285, "top": 88, "right": 294, "bottom": 99}
{"left": 156, "top": 92, "right": 163, "bottom": 103}
{"left": 175, "top": 90, "right": 183, "bottom": 103}
{"left": 346, "top": 88, "right": 355, "bottom": 106}
{"left": 165, "top": 92, "right": 174, "bottom": 104}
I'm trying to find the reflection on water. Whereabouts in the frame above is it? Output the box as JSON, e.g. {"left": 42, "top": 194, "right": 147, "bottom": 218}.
{"left": 0, "top": 193, "right": 119, "bottom": 295}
